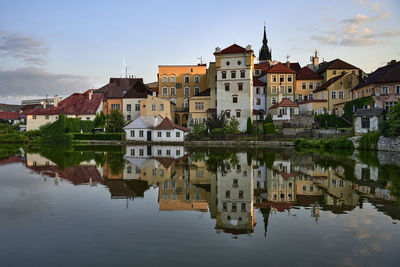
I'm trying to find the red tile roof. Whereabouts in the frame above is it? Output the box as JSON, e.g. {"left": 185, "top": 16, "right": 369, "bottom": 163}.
{"left": 253, "top": 78, "right": 265, "bottom": 86}
{"left": 214, "top": 44, "right": 250, "bottom": 55}
{"left": 0, "top": 112, "right": 20, "bottom": 120}
{"left": 267, "top": 62, "right": 296, "bottom": 73}
{"left": 296, "top": 66, "right": 322, "bottom": 80}
{"left": 254, "top": 63, "right": 271, "bottom": 72}
{"left": 154, "top": 117, "right": 189, "bottom": 132}
{"left": 27, "top": 92, "right": 103, "bottom": 116}
{"left": 269, "top": 98, "right": 298, "bottom": 109}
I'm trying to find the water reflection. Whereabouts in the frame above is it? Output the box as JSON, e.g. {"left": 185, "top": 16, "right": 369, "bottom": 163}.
{"left": 4, "top": 145, "right": 400, "bottom": 234}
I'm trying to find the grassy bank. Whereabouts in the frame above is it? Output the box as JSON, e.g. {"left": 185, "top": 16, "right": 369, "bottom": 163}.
{"left": 294, "top": 137, "right": 354, "bottom": 150}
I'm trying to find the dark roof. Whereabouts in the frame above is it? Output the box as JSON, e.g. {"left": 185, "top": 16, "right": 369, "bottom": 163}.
{"left": 267, "top": 62, "right": 296, "bottom": 74}
{"left": 313, "top": 73, "right": 346, "bottom": 93}
{"left": 253, "top": 78, "right": 265, "bottom": 86}
{"left": 27, "top": 92, "right": 103, "bottom": 115}
{"left": 254, "top": 63, "right": 271, "bottom": 72}
{"left": 0, "top": 104, "right": 21, "bottom": 112}
{"left": 317, "top": 58, "right": 359, "bottom": 74}
{"left": 19, "top": 104, "right": 43, "bottom": 114}
{"left": 123, "top": 80, "right": 152, "bottom": 98}
{"left": 192, "top": 88, "right": 210, "bottom": 97}
{"left": 354, "top": 108, "right": 384, "bottom": 117}
{"left": 352, "top": 61, "right": 400, "bottom": 91}
{"left": 155, "top": 157, "right": 175, "bottom": 169}
{"left": 95, "top": 78, "right": 150, "bottom": 99}
{"left": 298, "top": 99, "right": 327, "bottom": 104}
{"left": 154, "top": 117, "right": 189, "bottom": 132}
{"left": 296, "top": 66, "right": 322, "bottom": 80}
{"left": 214, "top": 44, "right": 251, "bottom": 55}
{"left": 269, "top": 98, "right": 299, "bottom": 109}
{"left": 206, "top": 108, "right": 217, "bottom": 113}
{"left": 0, "top": 112, "right": 20, "bottom": 120}
{"left": 289, "top": 62, "right": 301, "bottom": 72}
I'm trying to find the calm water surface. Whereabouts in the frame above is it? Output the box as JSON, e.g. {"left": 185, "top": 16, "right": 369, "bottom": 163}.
{"left": 1, "top": 145, "right": 399, "bottom": 267}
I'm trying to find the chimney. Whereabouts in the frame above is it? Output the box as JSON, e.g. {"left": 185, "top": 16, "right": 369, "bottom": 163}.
{"left": 54, "top": 95, "right": 59, "bottom": 107}
{"left": 286, "top": 61, "right": 290, "bottom": 68}
{"left": 89, "top": 90, "right": 93, "bottom": 100}
{"left": 152, "top": 91, "right": 156, "bottom": 97}
{"left": 215, "top": 47, "right": 221, "bottom": 53}
{"left": 41, "top": 100, "right": 46, "bottom": 109}
{"left": 388, "top": 59, "right": 396, "bottom": 65}
{"left": 154, "top": 116, "right": 159, "bottom": 127}
{"left": 246, "top": 44, "right": 252, "bottom": 50}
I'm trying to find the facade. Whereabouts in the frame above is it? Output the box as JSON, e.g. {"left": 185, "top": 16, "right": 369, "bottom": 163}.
{"left": 295, "top": 66, "right": 323, "bottom": 102}
{"left": 266, "top": 62, "right": 296, "bottom": 110}
{"left": 188, "top": 88, "right": 211, "bottom": 127}
{"left": 354, "top": 108, "right": 384, "bottom": 135}
{"left": 298, "top": 99, "right": 327, "bottom": 115}
{"left": 124, "top": 115, "right": 163, "bottom": 142}
{"left": 269, "top": 98, "right": 299, "bottom": 121}
{"left": 207, "top": 62, "right": 217, "bottom": 109}
{"left": 153, "top": 117, "right": 189, "bottom": 142}
{"left": 351, "top": 60, "right": 400, "bottom": 111}
{"left": 214, "top": 44, "right": 255, "bottom": 131}
{"left": 26, "top": 91, "right": 103, "bottom": 131}
{"left": 253, "top": 77, "right": 266, "bottom": 121}
{"left": 313, "top": 73, "right": 359, "bottom": 115}
{"left": 158, "top": 64, "right": 207, "bottom": 127}
{"left": 140, "top": 95, "right": 175, "bottom": 120}
{"left": 122, "top": 80, "right": 152, "bottom": 121}
{"left": 316, "top": 58, "right": 363, "bottom": 82}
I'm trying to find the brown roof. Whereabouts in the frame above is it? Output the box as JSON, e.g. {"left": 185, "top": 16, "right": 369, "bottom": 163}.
{"left": 296, "top": 66, "right": 322, "bottom": 80}
{"left": 298, "top": 99, "right": 327, "bottom": 104}
{"left": 313, "top": 73, "right": 346, "bottom": 93}
{"left": 317, "top": 58, "right": 359, "bottom": 74}
{"left": 0, "top": 111, "right": 20, "bottom": 120}
{"left": 154, "top": 117, "right": 189, "bottom": 132}
{"left": 253, "top": 78, "right": 265, "bottom": 86}
{"left": 267, "top": 62, "right": 296, "bottom": 74}
{"left": 214, "top": 44, "right": 251, "bottom": 55}
{"left": 27, "top": 92, "right": 103, "bottom": 115}
{"left": 254, "top": 63, "right": 271, "bottom": 72}
{"left": 155, "top": 157, "right": 175, "bottom": 169}
{"left": 95, "top": 78, "right": 150, "bottom": 99}
{"left": 269, "top": 98, "right": 298, "bottom": 109}
{"left": 289, "top": 62, "right": 301, "bottom": 72}
{"left": 206, "top": 108, "right": 217, "bottom": 113}
{"left": 192, "top": 88, "right": 210, "bottom": 97}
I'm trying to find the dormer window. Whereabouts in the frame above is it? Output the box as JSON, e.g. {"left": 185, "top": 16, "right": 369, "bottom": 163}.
{"left": 226, "top": 61, "right": 230, "bottom": 66}
{"left": 254, "top": 69, "right": 261, "bottom": 76}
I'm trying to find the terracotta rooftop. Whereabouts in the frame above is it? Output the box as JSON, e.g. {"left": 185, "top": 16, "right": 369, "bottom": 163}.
{"left": 27, "top": 92, "right": 103, "bottom": 116}
{"left": 154, "top": 117, "right": 189, "bottom": 132}
{"left": 269, "top": 98, "right": 299, "bottom": 109}
{"left": 0, "top": 111, "right": 20, "bottom": 120}
{"left": 296, "top": 66, "right": 322, "bottom": 80}
{"left": 267, "top": 62, "right": 296, "bottom": 74}
{"left": 317, "top": 58, "right": 359, "bottom": 74}
{"left": 313, "top": 73, "right": 346, "bottom": 93}
{"left": 253, "top": 78, "right": 265, "bottom": 86}
{"left": 214, "top": 44, "right": 251, "bottom": 55}
{"left": 254, "top": 63, "right": 271, "bottom": 72}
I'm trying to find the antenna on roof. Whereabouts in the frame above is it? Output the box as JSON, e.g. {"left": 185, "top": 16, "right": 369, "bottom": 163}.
{"left": 286, "top": 55, "right": 290, "bottom": 62}
{"left": 197, "top": 56, "right": 203, "bottom": 64}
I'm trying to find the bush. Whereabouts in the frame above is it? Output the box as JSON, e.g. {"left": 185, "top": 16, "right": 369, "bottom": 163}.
{"left": 24, "top": 130, "right": 42, "bottom": 138}
{"left": 210, "top": 128, "right": 226, "bottom": 136}
{"left": 246, "top": 117, "right": 253, "bottom": 134}
{"left": 225, "top": 117, "right": 240, "bottom": 134}
{"left": 264, "top": 114, "right": 273, "bottom": 124}
{"left": 316, "top": 114, "right": 351, "bottom": 128}
{"left": 192, "top": 123, "right": 207, "bottom": 135}
{"left": 263, "top": 123, "right": 275, "bottom": 135}
{"left": 380, "top": 102, "right": 400, "bottom": 137}
{"left": 0, "top": 134, "right": 24, "bottom": 143}
{"left": 359, "top": 131, "right": 380, "bottom": 150}
{"left": 72, "top": 133, "right": 123, "bottom": 141}
{"left": 106, "top": 109, "right": 124, "bottom": 133}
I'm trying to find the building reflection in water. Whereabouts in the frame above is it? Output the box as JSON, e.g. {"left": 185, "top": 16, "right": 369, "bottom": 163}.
{"left": 18, "top": 145, "right": 400, "bottom": 235}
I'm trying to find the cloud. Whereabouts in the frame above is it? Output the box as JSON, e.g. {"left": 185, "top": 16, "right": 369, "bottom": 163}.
{"left": 0, "top": 67, "right": 89, "bottom": 99}
{"left": 0, "top": 31, "right": 49, "bottom": 65}
{"left": 342, "top": 13, "right": 390, "bottom": 25}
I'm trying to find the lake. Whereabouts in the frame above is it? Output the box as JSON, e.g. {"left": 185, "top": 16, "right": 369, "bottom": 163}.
{"left": 0, "top": 144, "right": 399, "bottom": 267}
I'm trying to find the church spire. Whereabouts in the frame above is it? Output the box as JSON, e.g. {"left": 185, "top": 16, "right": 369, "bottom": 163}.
{"left": 259, "top": 25, "right": 272, "bottom": 62}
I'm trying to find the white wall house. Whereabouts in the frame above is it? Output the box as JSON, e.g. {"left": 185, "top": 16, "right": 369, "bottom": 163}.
{"left": 152, "top": 118, "right": 188, "bottom": 142}
{"left": 354, "top": 108, "right": 384, "bottom": 135}
{"left": 124, "top": 116, "right": 163, "bottom": 141}
{"left": 215, "top": 44, "right": 255, "bottom": 131}
{"left": 253, "top": 78, "right": 266, "bottom": 121}
{"left": 269, "top": 98, "right": 299, "bottom": 121}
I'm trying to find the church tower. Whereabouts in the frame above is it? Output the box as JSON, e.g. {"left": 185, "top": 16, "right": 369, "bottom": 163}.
{"left": 259, "top": 26, "right": 272, "bottom": 63}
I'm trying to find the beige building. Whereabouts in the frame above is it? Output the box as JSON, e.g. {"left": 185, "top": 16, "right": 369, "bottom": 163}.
{"left": 188, "top": 88, "right": 211, "bottom": 127}
{"left": 139, "top": 95, "right": 175, "bottom": 120}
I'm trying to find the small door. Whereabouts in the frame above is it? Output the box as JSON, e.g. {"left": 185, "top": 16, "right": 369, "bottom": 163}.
{"left": 147, "top": 130, "right": 152, "bottom": 141}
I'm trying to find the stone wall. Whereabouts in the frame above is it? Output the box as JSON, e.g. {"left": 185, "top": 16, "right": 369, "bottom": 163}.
{"left": 377, "top": 136, "right": 400, "bottom": 152}
{"left": 273, "top": 114, "right": 314, "bottom": 129}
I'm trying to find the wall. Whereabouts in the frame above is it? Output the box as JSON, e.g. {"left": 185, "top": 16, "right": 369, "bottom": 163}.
{"left": 266, "top": 72, "right": 296, "bottom": 110}
{"left": 295, "top": 79, "right": 322, "bottom": 101}
{"left": 103, "top": 98, "right": 122, "bottom": 116}
{"left": 354, "top": 116, "right": 381, "bottom": 135}
{"left": 26, "top": 114, "right": 58, "bottom": 131}
{"left": 122, "top": 98, "right": 141, "bottom": 121}
{"left": 125, "top": 128, "right": 151, "bottom": 141}
{"left": 153, "top": 129, "right": 185, "bottom": 142}
{"left": 377, "top": 136, "right": 400, "bottom": 152}
{"left": 140, "top": 95, "right": 175, "bottom": 120}
{"left": 188, "top": 95, "right": 211, "bottom": 126}
{"left": 207, "top": 62, "right": 217, "bottom": 109}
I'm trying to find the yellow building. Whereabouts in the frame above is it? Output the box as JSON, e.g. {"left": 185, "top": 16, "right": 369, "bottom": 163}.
{"left": 266, "top": 62, "right": 296, "bottom": 109}
{"left": 188, "top": 88, "right": 211, "bottom": 127}
{"left": 295, "top": 66, "right": 323, "bottom": 101}
{"left": 158, "top": 64, "right": 208, "bottom": 126}
{"left": 139, "top": 95, "right": 175, "bottom": 120}
{"left": 316, "top": 58, "right": 363, "bottom": 82}
{"left": 207, "top": 62, "right": 217, "bottom": 109}
{"left": 313, "top": 73, "right": 359, "bottom": 114}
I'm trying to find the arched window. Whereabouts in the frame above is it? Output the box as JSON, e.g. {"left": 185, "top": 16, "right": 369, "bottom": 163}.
{"left": 231, "top": 71, "right": 236, "bottom": 79}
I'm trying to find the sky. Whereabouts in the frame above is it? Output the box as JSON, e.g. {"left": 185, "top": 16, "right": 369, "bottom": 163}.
{"left": 0, "top": 0, "right": 399, "bottom": 104}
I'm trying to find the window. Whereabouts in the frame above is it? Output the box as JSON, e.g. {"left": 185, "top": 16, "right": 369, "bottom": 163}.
{"left": 166, "top": 132, "right": 171, "bottom": 138}
{"left": 287, "top": 86, "right": 293, "bottom": 93}
{"left": 280, "top": 75, "right": 284, "bottom": 83}
{"left": 159, "top": 104, "right": 164, "bottom": 111}
{"left": 331, "top": 91, "right": 336, "bottom": 99}
{"left": 339, "top": 91, "right": 344, "bottom": 99}
{"left": 184, "top": 87, "right": 190, "bottom": 96}
{"left": 280, "top": 86, "right": 285, "bottom": 94}
{"left": 176, "top": 132, "right": 180, "bottom": 138}
{"left": 272, "top": 86, "right": 277, "bottom": 94}
{"left": 152, "top": 104, "right": 156, "bottom": 111}
{"left": 272, "top": 75, "right": 277, "bottom": 82}
{"left": 33, "top": 115, "right": 36, "bottom": 119}
{"left": 232, "top": 203, "right": 237, "bottom": 212}
{"left": 316, "top": 82, "right": 320, "bottom": 88}
{"left": 225, "top": 83, "right": 230, "bottom": 91}
{"left": 231, "top": 71, "right": 236, "bottom": 79}
{"left": 223, "top": 203, "right": 227, "bottom": 211}
{"left": 225, "top": 190, "right": 230, "bottom": 198}
{"left": 256, "top": 87, "right": 260, "bottom": 94}
{"left": 135, "top": 104, "right": 140, "bottom": 111}
{"left": 236, "top": 110, "right": 241, "bottom": 117}
{"left": 130, "top": 130, "right": 135, "bottom": 137}
{"left": 170, "top": 87, "right": 176, "bottom": 96}
{"left": 130, "top": 148, "right": 135, "bottom": 156}
{"left": 382, "top": 86, "right": 389, "bottom": 95}
{"left": 333, "top": 70, "right": 337, "bottom": 75}
{"left": 272, "top": 97, "right": 277, "bottom": 104}
{"left": 157, "top": 131, "right": 162, "bottom": 137}
{"left": 361, "top": 117, "right": 370, "bottom": 129}
{"left": 162, "top": 75, "right": 167, "bottom": 83}
{"left": 139, "top": 130, "right": 144, "bottom": 137}
{"left": 194, "top": 87, "right": 200, "bottom": 95}
{"left": 256, "top": 98, "right": 261, "bottom": 105}
{"left": 385, "top": 101, "right": 395, "bottom": 111}
{"left": 45, "top": 115, "right": 49, "bottom": 120}
{"left": 194, "top": 75, "right": 200, "bottom": 83}
{"left": 176, "top": 149, "right": 181, "bottom": 156}
{"left": 340, "top": 81, "right": 343, "bottom": 85}
{"left": 237, "top": 60, "right": 241, "bottom": 65}
{"left": 239, "top": 191, "right": 244, "bottom": 200}
{"left": 309, "top": 82, "right": 313, "bottom": 90}
{"left": 111, "top": 104, "right": 120, "bottom": 110}
{"left": 240, "top": 70, "right": 245, "bottom": 78}
{"left": 162, "top": 87, "right": 168, "bottom": 96}
{"left": 226, "top": 110, "right": 230, "bottom": 118}
{"left": 298, "top": 94, "right": 303, "bottom": 101}
{"left": 233, "top": 96, "right": 238, "bottom": 103}
{"left": 241, "top": 203, "right": 246, "bottom": 212}
{"left": 226, "top": 61, "right": 230, "bottom": 66}
{"left": 238, "top": 83, "right": 243, "bottom": 91}
{"left": 195, "top": 102, "right": 204, "bottom": 110}
{"left": 170, "top": 76, "right": 176, "bottom": 82}
{"left": 396, "top": 85, "right": 400, "bottom": 94}
{"left": 157, "top": 149, "right": 162, "bottom": 155}
{"left": 287, "top": 75, "right": 292, "bottom": 82}
{"left": 184, "top": 75, "right": 190, "bottom": 83}
{"left": 222, "top": 71, "right": 227, "bottom": 79}
{"left": 309, "top": 94, "right": 314, "bottom": 100}
{"left": 127, "top": 115, "right": 131, "bottom": 121}
{"left": 139, "top": 149, "right": 144, "bottom": 156}
{"left": 233, "top": 179, "right": 238, "bottom": 187}
{"left": 126, "top": 104, "right": 131, "bottom": 111}
{"left": 254, "top": 69, "right": 260, "bottom": 76}
{"left": 127, "top": 166, "right": 132, "bottom": 173}
{"left": 302, "top": 82, "right": 306, "bottom": 90}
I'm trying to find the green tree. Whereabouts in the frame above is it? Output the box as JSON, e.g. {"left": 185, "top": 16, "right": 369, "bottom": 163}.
{"left": 106, "top": 109, "right": 124, "bottom": 133}
{"left": 246, "top": 117, "right": 253, "bottom": 134}
{"left": 206, "top": 111, "right": 227, "bottom": 131}
{"left": 224, "top": 117, "right": 240, "bottom": 134}
{"left": 264, "top": 114, "right": 273, "bottom": 123}
{"left": 381, "top": 102, "right": 400, "bottom": 137}
{"left": 192, "top": 122, "right": 207, "bottom": 135}
{"left": 94, "top": 111, "right": 106, "bottom": 128}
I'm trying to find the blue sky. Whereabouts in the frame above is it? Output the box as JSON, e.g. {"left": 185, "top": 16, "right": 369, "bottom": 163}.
{"left": 0, "top": 0, "right": 399, "bottom": 103}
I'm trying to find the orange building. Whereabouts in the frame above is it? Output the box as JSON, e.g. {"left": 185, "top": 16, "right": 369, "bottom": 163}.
{"left": 295, "top": 66, "right": 323, "bottom": 102}
{"left": 158, "top": 64, "right": 207, "bottom": 126}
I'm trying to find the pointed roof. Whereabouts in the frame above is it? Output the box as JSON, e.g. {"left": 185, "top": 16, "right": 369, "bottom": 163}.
{"left": 267, "top": 62, "right": 296, "bottom": 74}
{"left": 296, "top": 66, "right": 323, "bottom": 80}
{"left": 259, "top": 26, "right": 272, "bottom": 61}
{"left": 313, "top": 73, "right": 346, "bottom": 93}
{"left": 123, "top": 115, "right": 163, "bottom": 130}
{"left": 289, "top": 63, "right": 301, "bottom": 72}
{"left": 269, "top": 98, "right": 298, "bottom": 109}
{"left": 317, "top": 59, "right": 359, "bottom": 74}
{"left": 153, "top": 117, "right": 189, "bottom": 132}
{"left": 214, "top": 44, "right": 248, "bottom": 55}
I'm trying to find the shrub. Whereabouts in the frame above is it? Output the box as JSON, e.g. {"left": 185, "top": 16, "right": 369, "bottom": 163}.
{"left": 72, "top": 133, "right": 123, "bottom": 141}
{"left": 380, "top": 102, "right": 400, "bottom": 137}
{"left": 206, "top": 111, "right": 227, "bottom": 131}
{"left": 24, "top": 130, "right": 42, "bottom": 138}
{"left": 106, "top": 109, "right": 124, "bottom": 133}
{"left": 225, "top": 117, "right": 240, "bottom": 134}
{"left": 359, "top": 131, "right": 380, "bottom": 150}
{"left": 294, "top": 137, "right": 353, "bottom": 150}
{"left": 264, "top": 114, "right": 273, "bottom": 124}
{"left": 343, "top": 96, "right": 373, "bottom": 122}
{"left": 263, "top": 123, "right": 275, "bottom": 135}
{"left": 246, "top": 117, "right": 253, "bottom": 134}
{"left": 192, "top": 123, "right": 207, "bottom": 135}
{"left": 210, "top": 128, "right": 226, "bottom": 136}
{"left": 316, "top": 114, "right": 351, "bottom": 128}
{"left": 0, "top": 134, "right": 24, "bottom": 143}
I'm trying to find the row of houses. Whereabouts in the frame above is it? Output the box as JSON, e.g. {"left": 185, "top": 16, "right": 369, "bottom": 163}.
{"left": 19, "top": 26, "right": 400, "bottom": 136}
